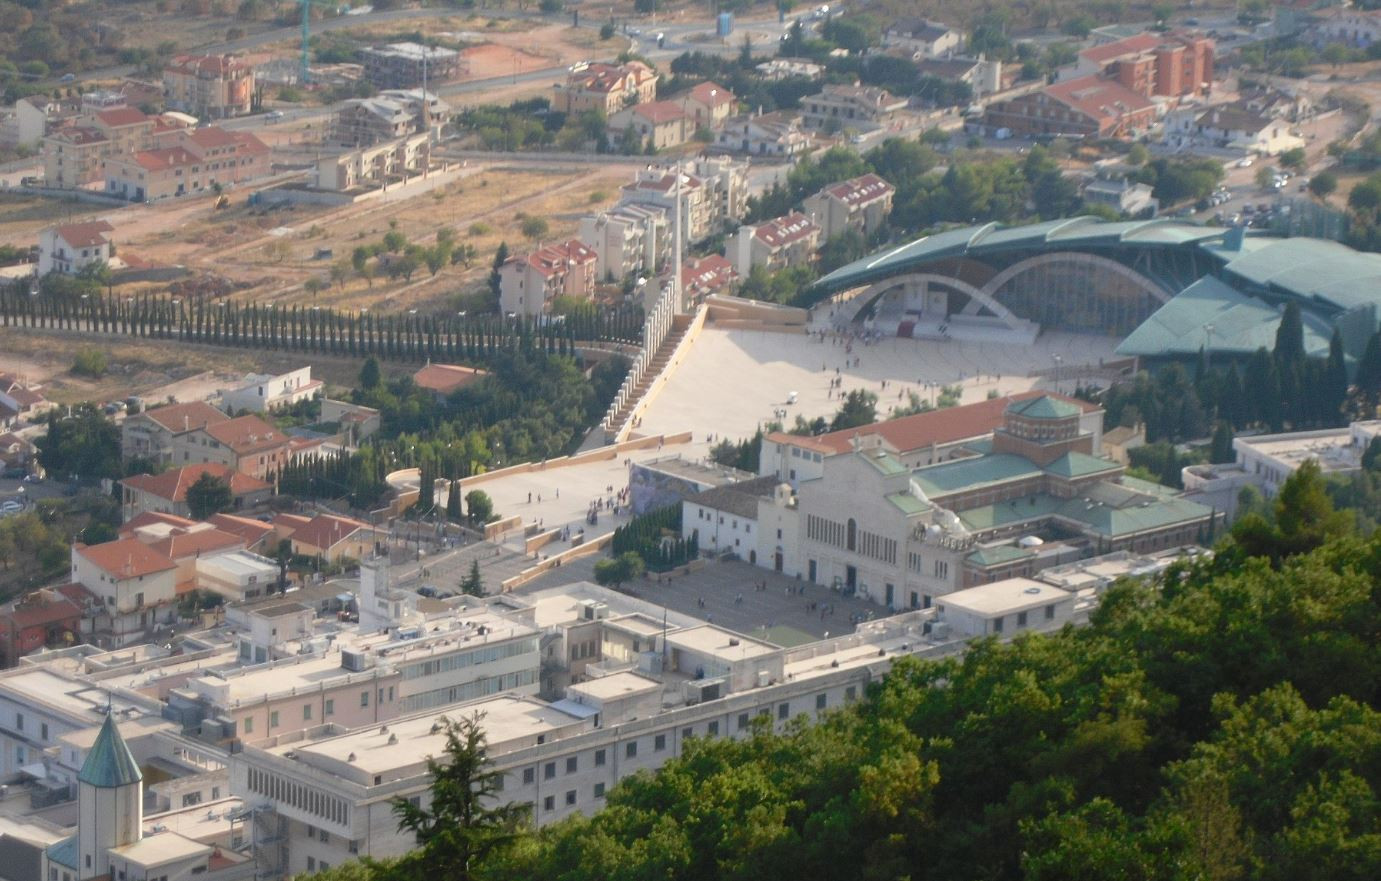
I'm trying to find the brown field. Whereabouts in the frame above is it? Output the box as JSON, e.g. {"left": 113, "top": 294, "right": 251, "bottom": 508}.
{"left": 0, "top": 196, "right": 110, "bottom": 250}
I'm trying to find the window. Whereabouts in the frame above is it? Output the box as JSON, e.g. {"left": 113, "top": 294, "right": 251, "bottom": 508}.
{"left": 306, "top": 858, "right": 315, "bottom": 872}
{"left": 40, "top": 722, "right": 48, "bottom": 740}
{"left": 543, "top": 796, "right": 554, "bottom": 812}
{"left": 738, "top": 712, "right": 750, "bottom": 731}
{"left": 303, "top": 705, "right": 313, "bottom": 721}
{"left": 778, "top": 702, "right": 789, "bottom": 720}
{"left": 320, "top": 831, "right": 329, "bottom": 845}
{"left": 707, "top": 720, "right": 719, "bottom": 736}
{"left": 522, "top": 767, "right": 535, "bottom": 785}
{"left": 594, "top": 748, "right": 606, "bottom": 767}
{"left": 15, "top": 713, "right": 21, "bottom": 731}
{"left": 654, "top": 733, "right": 666, "bottom": 752}
{"left": 682, "top": 726, "right": 693, "bottom": 740}
{"left": 1017, "top": 611, "right": 1028, "bottom": 628}
{"left": 269, "top": 710, "right": 279, "bottom": 728}
{"left": 625, "top": 741, "right": 637, "bottom": 759}
{"left": 325, "top": 699, "right": 334, "bottom": 716}
{"left": 993, "top": 616, "right": 1004, "bottom": 633}
{"left": 594, "top": 783, "right": 605, "bottom": 799}
{"left": 307, "top": 827, "right": 316, "bottom": 840}
{"left": 544, "top": 762, "right": 555, "bottom": 780}
{"left": 815, "top": 694, "right": 827, "bottom": 710}
{"left": 361, "top": 691, "right": 369, "bottom": 707}
{"left": 243, "top": 717, "right": 254, "bottom": 734}
{"left": 565, "top": 790, "right": 577, "bottom": 806}
{"left": 845, "top": 686, "right": 857, "bottom": 702}
{"left": 1045, "top": 603, "right": 1056, "bottom": 620}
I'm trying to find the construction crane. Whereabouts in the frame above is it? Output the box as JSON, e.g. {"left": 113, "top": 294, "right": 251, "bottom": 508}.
{"left": 300, "top": 1, "right": 351, "bottom": 87}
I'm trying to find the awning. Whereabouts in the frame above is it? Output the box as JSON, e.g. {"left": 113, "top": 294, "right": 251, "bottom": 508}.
{"left": 17, "top": 762, "right": 47, "bottom": 780}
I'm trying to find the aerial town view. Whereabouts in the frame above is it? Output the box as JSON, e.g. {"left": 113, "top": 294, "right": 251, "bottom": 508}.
{"left": 0, "top": 0, "right": 1378, "bottom": 877}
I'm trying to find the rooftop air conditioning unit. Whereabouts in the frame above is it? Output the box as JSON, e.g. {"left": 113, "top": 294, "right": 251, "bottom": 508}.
{"left": 340, "top": 649, "right": 372, "bottom": 672}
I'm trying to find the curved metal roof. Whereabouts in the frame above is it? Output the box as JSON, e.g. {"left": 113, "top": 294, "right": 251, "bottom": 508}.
{"left": 811, "top": 216, "right": 1226, "bottom": 295}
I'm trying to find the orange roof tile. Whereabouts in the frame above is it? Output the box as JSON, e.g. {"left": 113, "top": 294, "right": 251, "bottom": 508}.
{"left": 55, "top": 221, "right": 114, "bottom": 249}
{"left": 121, "top": 463, "right": 271, "bottom": 503}
{"left": 77, "top": 539, "right": 177, "bottom": 580}
{"left": 287, "top": 514, "right": 374, "bottom": 553}
{"left": 203, "top": 415, "right": 289, "bottom": 455}
{"left": 412, "top": 363, "right": 488, "bottom": 395}
{"left": 149, "top": 528, "right": 244, "bottom": 561}
{"left": 140, "top": 401, "right": 229, "bottom": 433}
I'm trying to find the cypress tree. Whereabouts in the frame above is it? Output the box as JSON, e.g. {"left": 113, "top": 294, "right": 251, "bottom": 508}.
{"left": 1356, "top": 330, "right": 1381, "bottom": 400}
{"left": 1325, "top": 328, "right": 1350, "bottom": 424}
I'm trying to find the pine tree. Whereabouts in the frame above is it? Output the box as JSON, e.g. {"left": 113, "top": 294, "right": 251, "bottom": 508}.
{"left": 1325, "top": 328, "right": 1349, "bottom": 425}
{"left": 1273, "top": 301, "right": 1305, "bottom": 366}
{"left": 446, "top": 476, "right": 462, "bottom": 521}
{"left": 1210, "top": 420, "right": 1235, "bottom": 464}
{"left": 1356, "top": 331, "right": 1381, "bottom": 400}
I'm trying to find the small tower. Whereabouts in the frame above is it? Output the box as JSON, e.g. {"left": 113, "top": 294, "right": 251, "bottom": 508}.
{"left": 77, "top": 712, "right": 143, "bottom": 880}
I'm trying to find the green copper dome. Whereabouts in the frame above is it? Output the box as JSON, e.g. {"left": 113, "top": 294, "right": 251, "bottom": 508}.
{"left": 77, "top": 712, "right": 142, "bottom": 788}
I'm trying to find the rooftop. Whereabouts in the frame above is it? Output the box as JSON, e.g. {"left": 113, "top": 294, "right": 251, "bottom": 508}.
{"left": 121, "top": 464, "right": 270, "bottom": 503}
{"left": 77, "top": 713, "right": 143, "bottom": 788}
{"left": 109, "top": 832, "right": 209, "bottom": 867}
{"left": 77, "top": 539, "right": 178, "bottom": 581}
{"left": 754, "top": 212, "right": 818, "bottom": 247}
{"left": 663, "top": 624, "right": 779, "bottom": 661}
{"left": 686, "top": 475, "right": 781, "bottom": 519}
{"left": 54, "top": 221, "right": 113, "bottom": 249}
{"left": 566, "top": 670, "right": 661, "bottom": 702}
{"left": 139, "top": 401, "right": 229, "bottom": 433}
{"left": 939, "top": 577, "right": 1071, "bottom": 616}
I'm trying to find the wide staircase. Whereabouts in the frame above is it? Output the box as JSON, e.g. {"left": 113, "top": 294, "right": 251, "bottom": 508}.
{"left": 603, "top": 312, "right": 695, "bottom": 442}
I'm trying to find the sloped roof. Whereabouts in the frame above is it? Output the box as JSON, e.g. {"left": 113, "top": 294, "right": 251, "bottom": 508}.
{"left": 913, "top": 454, "right": 1043, "bottom": 498}
{"left": 119, "top": 511, "right": 198, "bottom": 538}
{"left": 206, "top": 512, "right": 276, "bottom": 546}
{"left": 1044, "top": 75, "right": 1155, "bottom": 125}
{"left": 1007, "top": 395, "right": 1082, "bottom": 420}
{"left": 1078, "top": 32, "right": 1164, "bottom": 65}
{"left": 78, "top": 713, "right": 143, "bottom": 788}
{"left": 76, "top": 539, "right": 177, "bottom": 580}
{"left": 686, "top": 476, "right": 780, "bottom": 518}
{"left": 412, "top": 363, "right": 487, "bottom": 395}
{"left": 121, "top": 463, "right": 270, "bottom": 503}
{"left": 149, "top": 527, "right": 244, "bottom": 561}
{"left": 287, "top": 513, "right": 375, "bottom": 552}
{"left": 204, "top": 415, "right": 288, "bottom": 455}
{"left": 816, "top": 173, "right": 894, "bottom": 207}
{"left": 1043, "top": 451, "right": 1123, "bottom": 479}
{"left": 754, "top": 212, "right": 818, "bottom": 247}
{"left": 140, "top": 401, "right": 229, "bottom": 433}
{"left": 95, "top": 107, "right": 150, "bottom": 128}
{"left": 55, "top": 221, "right": 113, "bottom": 249}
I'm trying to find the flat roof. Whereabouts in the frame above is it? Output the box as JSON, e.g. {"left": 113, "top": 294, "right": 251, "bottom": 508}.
{"left": 109, "top": 832, "right": 209, "bottom": 867}
{"left": 567, "top": 671, "right": 661, "bottom": 701}
{"left": 664, "top": 624, "right": 779, "bottom": 661}
{"left": 1233, "top": 426, "right": 1364, "bottom": 474}
{"left": 143, "top": 797, "right": 244, "bottom": 843}
{"left": 939, "top": 578, "right": 1072, "bottom": 616}
{"left": 0, "top": 668, "right": 137, "bottom": 721}
{"left": 283, "top": 695, "right": 587, "bottom": 778}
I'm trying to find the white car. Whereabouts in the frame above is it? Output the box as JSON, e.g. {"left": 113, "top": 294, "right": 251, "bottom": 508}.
{"left": 1236, "top": 157, "right": 1254, "bottom": 168}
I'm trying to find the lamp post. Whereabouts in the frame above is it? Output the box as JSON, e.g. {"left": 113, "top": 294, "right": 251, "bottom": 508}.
{"left": 1052, "top": 354, "right": 1063, "bottom": 393}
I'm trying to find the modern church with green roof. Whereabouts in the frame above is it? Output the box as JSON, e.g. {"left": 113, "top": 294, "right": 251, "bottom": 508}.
{"left": 812, "top": 217, "right": 1381, "bottom": 367}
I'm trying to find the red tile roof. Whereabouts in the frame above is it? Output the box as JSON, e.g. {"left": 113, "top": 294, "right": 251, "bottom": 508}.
{"left": 207, "top": 512, "right": 276, "bottom": 546}
{"left": 286, "top": 514, "right": 374, "bottom": 553}
{"left": 767, "top": 391, "right": 1099, "bottom": 457}
{"left": 633, "top": 100, "right": 688, "bottom": 125}
{"left": 119, "top": 511, "right": 197, "bottom": 538}
{"left": 140, "top": 401, "right": 229, "bottom": 433}
{"left": 412, "top": 363, "right": 488, "bottom": 395}
{"left": 1044, "top": 75, "right": 1155, "bottom": 125}
{"left": 1078, "top": 33, "right": 1166, "bottom": 66}
{"left": 203, "top": 414, "right": 289, "bottom": 455}
{"left": 129, "top": 147, "right": 199, "bottom": 172}
{"left": 95, "top": 107, "right": 151, "bottom": 128}
{"left": 77, "top": 538, "right": 177, "bottom": 580}
{"left": 53, "top": 125, "right": 108, "bottom": 146}
{"left": 524, "top": 239, "right": 598, "bottom": 278}
{"left": 185, "top": 127, "right": 239, "bottom": 149}
{"left": 818, "top": 173, "right": 894, "bottom": 207}
{"left": 149, "top": 527, "right": 244, "bottom": 560}
{"left": 166, "top": 54, "right": 251, "bottom": 78}
{"left": 2, "top": 587, "right": 87, "bottom": 630}
{"left": 230, "top": 130, "right": 270, "bottom": 155}
{"left": 686, "top": 81, "right": 735, "bottom": 108}
{"left": 754, "top": 212, "right": 818, "bottom": 247}
{"left": 121, "top": 463, "right": 271, "bottom": 503}
{"left": 55, "top": 220, "right": 114, "bottom": 249}
{"left": 680, "top": 254, "right": 737, "bottom": 297}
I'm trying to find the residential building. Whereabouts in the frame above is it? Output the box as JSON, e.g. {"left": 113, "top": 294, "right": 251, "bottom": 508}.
{"left": 802, "top": 173, "right": 895, "bottom": 240}
{"left": 1309, "top": 7, "right": 1381, "bottom": 48}
{"left": 1059, "top": 31, "right": 1214, "bottom": 99}
{"left": 553, "top": 62, "right": 658, "bottom": 116}
{"left": 172, "top": 414, "right": 296, "bottom": 481}
{"left": 0, "top": 431, "right": 35, "bottom": 469}
{"left": 1, "top": 96, "right": 73, "bottom": 151}
{"left": 670, "top": 81, "right": 737, "bottom": 131}
{"left": 1185, "top": 420, "right": 1381, "bottom": 508}
{"left": 983, "top": 75, "right": 1157, "bottom": 139}
{"left": 881, "top": 19, "right": 963, "bottom": 58}
{"left": 273, "top": 512, "right": 382, "bottom": 564}
{"left": 70, "top": 539, "right": 179, "bottom": 647}
{"left": 934, "top": 577, "right": 1075, "bottom": 637}
{"left": 728, "top": 212, "right": 820, "bottom": 277}
{"left": 221, "top": 367, "right": 322, "bottom": 414}
{"left": 686, "top": 155, "right": 750, "bottom": 226}
{"left": 204, "top": 513, "right": 277, "bottom": 554}
{"left": 144, "top": 527, "right": 247, "bottom": 596}
{"left": 715, "top": 110, "right": 811, "bottom": 157}
{"left": 121, "top": 402, "right": 230, "bottom": 465}
{"left": 682, "top": 476, "right": 783, "bottom": 560}
{"left": 1083, "top": 177, "right": 1158, "bottom": 217}
{"left": 915, "top": 56, "right": 1006, "bottom": 99}
{"left": 192, "top": 551, "right": 279, "bottom": 603}
{"left": 755, "top": 58, "right": 824, "bottom": 81}
{"left": 319, "top": 400, "right": 381, "bottom": 444}
{"left": 42, "top": 126, "right": 110, "bottom": 190}
{"left": 607, "top": 100, "right": 690, "bottom": 151}
{"left": 162, "top": 54, "right": 255, "bottom": 120}
{"left": 0, "top": 374, "right": 50, "bottom": 428}
{"left": 332, "top": 98, "right": 415, "bottom": 147}
{"left": 120, "top": 464, "right": 273, "bottom": 520}
{"left": 37, "top": 221, "right": 114, "bottom": 276}
{"left": 498, "top": 240, "right": 599, "bottom": 317}
{"left": 411, "top": 363, "right": 488, "bottom": 398}
{"left": 619, "top": 169, "right": 712, "bottom": 245}
{"left": 1160, "top": 103, "right": 1304, "bottom": 156}
{"left": 678, "top": 254, "right": 737, "bottom": 304}
{"left": 578, "top": 203, "right": 668, "bottom": 281}
{"left": 0, "top": 586, "right": 88, "bottom": 667}
{"left": 359, "top": 43, "right": 460, "bottom": 89}
{"left": 313, "top": 134, "right": 430, "bottom": 192}
{"left": 104, "top": 128, "right": 271, "bottom": 202}
{"left": 801, "top": 84, "right": 907, "bottom": 131}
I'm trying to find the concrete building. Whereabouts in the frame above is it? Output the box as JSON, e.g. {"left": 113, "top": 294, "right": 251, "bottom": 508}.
{"left": 670, "top": 81, "right": 737, "bottom": 131}
{"left": 273, "top": 512, "right": 383, "bottom": 564}
{"left": 122, "top": 402, "right": 230, "bottom": 465}
{"left": 172, "top": 414, "right": 297, "bottom": 481}
{"left": 498, "top": 240, "right": 599, "bottom": 317}
{"left": 619, "top": 168, "right": 712, "bottom": 246}
{"left": 678, "top": 254, "right": 737, "bottom": 304}
{"left": 0, "top": 374, "right": 48, "bottom": 429}
{"left": 881, "top": 19, "right": 963, "bottom": 58}
{"left": 933, "top": 577, "right": 1075, "bottom": 637}
{"left": 120, "top": 464, "right": 273, "bottom": 521}
{"left": 359, "top": 43, "right": 460, "bottom": 89}
{"left": 715, "top": 111, "right": 811, "bottom": 157}
{"left": 1160, "top": 103, "right": 1304, "bottom": 156}
{"left": 192, "top": 552, "right": 279, "bottom": 604}
{"left": 578, "top": 203, "right": 668, "bottom": 281}
{"left": 103, "top": 128, "right": 270, "bottom": 202}
{"left": 607, "top": 100, "right": 690, "bottom": 151}
{"left": 1059, "top": 31, "right": 1214, "bottom": 99}
{"left": 313, "top": 134, "right": 430, "bottom": 192}
{"left": 755, "top": 58, "right": 824, "bottom": 81}
{"left": 801, "top": 84, "right": 907, "bottom": 132}
{"left": 162, "top": 55, "right": 255, "bottom": 120}
{"left": 319, "top": 400, "right": 381, "bottom": 445}
{"left": 729, "top": 212, "right": 820, "bottom": 277}
{"left": 553, "top": 62, "right": 658, "bottom": 116}
{"left": 1311, "top": 8, "right": 1381, "bottom": 48}
{"left": 983, "top": 75, "right": 1157, "bottom": 139}
{"left": 0, "top": 585, "right": 88, "bottom": 667}
{"left": 914, "top": 56, "right": 1006, "bottom": 99}
{"left": 221, "top": 367, "right": 322, "bottom": 414}
{"left": 1083, "top": 177, "right": 1158, "bottom": 217}
{"left": 802, "top": 173, "right": 895, "bottom": 240}
{"left": 37, "top": 222, "right": 114, "bottom": 276}
{"left": 682, "top": 476, "right": 784, "bottom": 562}
{"left": 70, "top": 540, "right": 179, "bottom": 648}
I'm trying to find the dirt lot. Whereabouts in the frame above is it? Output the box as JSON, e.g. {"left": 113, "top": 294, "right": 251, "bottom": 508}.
{"left": 0, "top": 327, "right": 414, "bottom": 406}
{"left": 0, "top": 196, "right": 110, "bottom": 250}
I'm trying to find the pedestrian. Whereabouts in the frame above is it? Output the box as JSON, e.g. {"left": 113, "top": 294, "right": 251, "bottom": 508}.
{"left": 527, "top": 492, "right": 532, "bottom": 503}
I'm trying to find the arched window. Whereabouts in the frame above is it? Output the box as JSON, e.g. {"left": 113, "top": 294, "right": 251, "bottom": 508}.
{"left": 847, "top": 518, "right": 857, "bottom": 552}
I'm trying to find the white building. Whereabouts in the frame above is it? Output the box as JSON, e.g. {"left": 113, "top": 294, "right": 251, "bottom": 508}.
{"left": 38, "top": 222, "right": 114, "bottom": 276}
{"left": 715, "top": 111, "right": 811, "bottom": 157}
{"left": 221, "top": 367, "right": 323, "bottom": 414}
{"left": 70, "top": 540, "right": 179, "bottom": 648}
{"left": 802, "top": 173, "right": 895, "bottom": 240}
{"left": 728, "top": 212, "right": 820, "bottom": 277}
{"left": 578, "top": 203, "right": 667, "bottom": 281}
{"left": 933, "top": 577, "right": 1075, "bottom": 638}
{"left": 194, "top": 552, "right": 279, "bottom": 603}
{"left": 881, "top": 19, "right": 963, "bottom": 58}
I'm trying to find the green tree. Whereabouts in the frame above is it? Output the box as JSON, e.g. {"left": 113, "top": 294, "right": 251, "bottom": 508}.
{"left": 71, "top": 348, "right": 107, "bottom": 378}
{"left": 275, "top": 537, "right": 293, "bottom": 591}
{"left": 593, "top": 550, "right": 645, "bottom": 587}
{"left": 360, "top": 356, "right": 382, "bottom": 390}
{"left": 186, "top": 472, "right": 233, "bottom": 519}
{"left": 465, "top": 489, "right": 493, "bottom": 525}
{"left": 387, "top": 714, "right": 530, "bottom": 881}
{"left": 1210, "top": 420, "right": 1235, "bottom": 464}
{"left": 1309, "top": 171, "right": 1338, "bottom": 200}
{"left": 460, "top": 559, "right": 483, "bottom": 596}
{"left": 830, "top": 389, "right": 877, "bottom": 431}
{"left": 520, "top": 216, "right": 549, "bottom": 241}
